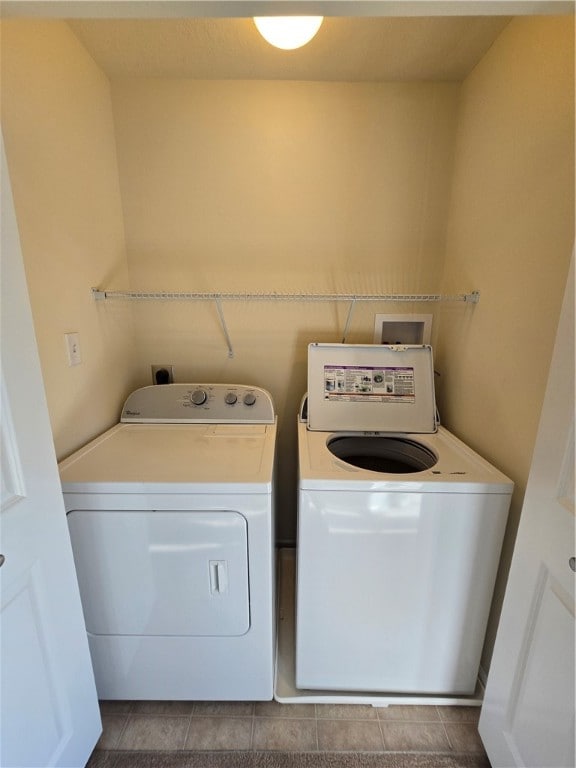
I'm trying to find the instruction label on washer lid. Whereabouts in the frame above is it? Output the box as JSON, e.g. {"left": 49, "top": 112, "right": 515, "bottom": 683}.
{"left": 323, "top": 365, "right": 415, "bottom": 403}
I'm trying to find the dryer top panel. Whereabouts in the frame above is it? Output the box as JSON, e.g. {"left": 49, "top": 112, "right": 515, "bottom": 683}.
{"left": 307, "top": 343, "right": 437, "bottom": 433}
{"left": 59, "top": 421, "right": 276, "bottom": 493}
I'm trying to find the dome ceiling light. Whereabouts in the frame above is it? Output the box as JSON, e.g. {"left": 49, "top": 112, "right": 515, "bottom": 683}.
{"left": 253, "top": 16, "right": 323, "bottom": 50}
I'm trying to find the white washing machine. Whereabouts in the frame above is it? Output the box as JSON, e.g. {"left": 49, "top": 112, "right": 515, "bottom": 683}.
{"left": 59, "top": 383, "right": 276, "bottom": 700}
{"left": 296, "top": 343, "right": 513, "bottom": 695}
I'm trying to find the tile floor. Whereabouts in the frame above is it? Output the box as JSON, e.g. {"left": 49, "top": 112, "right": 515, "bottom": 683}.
{"left": 90, "top": 699, "right": 490, "bottom": 765}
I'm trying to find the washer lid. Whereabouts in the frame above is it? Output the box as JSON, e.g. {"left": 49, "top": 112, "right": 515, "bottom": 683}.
{"left": 307, "top": 343, "right": 437, "bottom": 433}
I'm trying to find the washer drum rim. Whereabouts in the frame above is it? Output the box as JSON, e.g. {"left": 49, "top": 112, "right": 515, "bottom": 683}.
{"left": 327, "top": 435, "right": 438, "bottom": 473}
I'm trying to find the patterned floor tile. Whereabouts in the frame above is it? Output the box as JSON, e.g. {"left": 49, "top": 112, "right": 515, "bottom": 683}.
{"left": 252, "top": 717, "right": 318, "bottom": 751}
{"left": 117, "top": 715, "right": 190, "bottom": 750}
{"left": 317, "top": 719, "right": 384, "bottom": 751}
{"left": 376, "top": 706, "right": 440, "bottom": 722}
{"left": 185, "top": 716, "right": 253, "bottom": 750}
{"left": 316, "top": 704, "right": 378, "bottom": 720}
{"left": 380, "top": 722, "right": 451, "bottom": 751}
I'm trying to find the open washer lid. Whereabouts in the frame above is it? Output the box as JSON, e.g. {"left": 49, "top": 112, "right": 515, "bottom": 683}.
{"left": 307, "top": 343, "right": 437, "bottom": 433}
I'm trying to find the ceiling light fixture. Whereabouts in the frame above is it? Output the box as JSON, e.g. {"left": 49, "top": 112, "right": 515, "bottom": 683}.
{"left": 253, "top": 16, "right": 323, "bottom": 50}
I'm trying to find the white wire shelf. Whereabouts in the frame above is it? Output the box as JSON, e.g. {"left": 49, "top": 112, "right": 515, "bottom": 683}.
{"left": 92, "top": 288, "right": 480, "bottom": 304}
{"left": 92, "top": 287, "right": 479, "bottom": 359}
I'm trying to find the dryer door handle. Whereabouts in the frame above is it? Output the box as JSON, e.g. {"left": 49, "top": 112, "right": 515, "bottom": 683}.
{"left": 209, "top": 560, "right": 229, "bottom": 594}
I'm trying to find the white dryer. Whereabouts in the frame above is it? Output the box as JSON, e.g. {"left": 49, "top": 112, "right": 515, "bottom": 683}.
{"left": 59, "top": 383, "right": 276, "bottom": 701}
{"left": 296, "top": 344, "right": 513, "bottom": 696}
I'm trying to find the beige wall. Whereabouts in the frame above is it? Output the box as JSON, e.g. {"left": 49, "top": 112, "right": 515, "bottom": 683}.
{"left": 435, "top": 15, "right": 574, "bottom": 670}
{"left": 1, "top": 20, "right": 139, "bottom": 459}
{"left": 111, "top": 78, "right": 460, "bottom": 540}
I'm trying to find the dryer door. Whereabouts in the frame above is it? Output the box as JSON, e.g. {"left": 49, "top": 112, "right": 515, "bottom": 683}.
{"left": 68, "top": 510, "right": 249, "bottom": 636}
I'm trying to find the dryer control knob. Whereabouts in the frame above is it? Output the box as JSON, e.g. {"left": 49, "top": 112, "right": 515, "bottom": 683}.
{"left": 225, "top": 392, "right": 237, "bottom": 405}
{"left": 243, "top": 392, "right": 257, "bottom": 406}
{"left": 190, "top": 389, "right": 208, "bottom": 406}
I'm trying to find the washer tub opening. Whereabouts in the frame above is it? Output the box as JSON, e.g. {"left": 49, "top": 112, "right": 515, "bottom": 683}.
{"left": 327, "top": 435, "right": 438, "bottom": 473}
